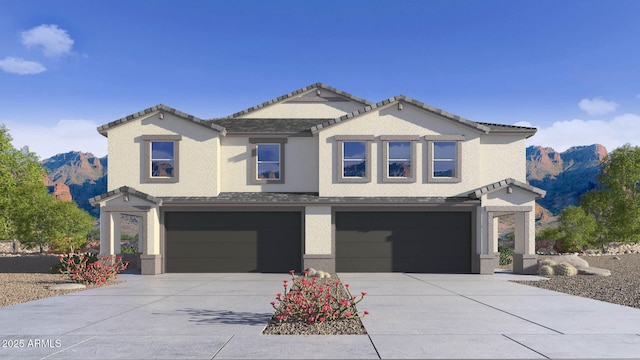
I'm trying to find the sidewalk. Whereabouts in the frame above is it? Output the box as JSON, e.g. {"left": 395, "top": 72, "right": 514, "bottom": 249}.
{"left": 1, "top": 272, "right": 639, "bottom": 359}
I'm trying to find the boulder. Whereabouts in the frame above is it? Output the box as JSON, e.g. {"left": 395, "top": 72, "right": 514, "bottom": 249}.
{"left": 540, "top": 254, "right": 589, "bottom": 269}
{"left": 578, "top": 267, "right": 611, "bottom": 276}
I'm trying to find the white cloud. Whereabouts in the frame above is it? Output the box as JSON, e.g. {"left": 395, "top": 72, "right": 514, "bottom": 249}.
{"left": 527, "top": 113, "right": 640, "bottom": 152}
{"left": 0, "top": 57, "right": 46, "bottom": 75}
{"left": 578, "top": 97, "right": 618, "bottom": 116}
{"left": 3, "top": 119, "right": 106, "bottom": 160}
{"left": 21, "top": 24, "right": 74, "bottom": 57}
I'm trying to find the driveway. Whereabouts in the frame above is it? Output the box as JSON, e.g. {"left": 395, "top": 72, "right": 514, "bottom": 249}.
{"left": 1, "top": 272, "right": 640, "bottom": 359}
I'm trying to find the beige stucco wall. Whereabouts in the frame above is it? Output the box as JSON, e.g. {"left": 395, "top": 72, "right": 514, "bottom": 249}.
{"left": 237, "top": 89, "right": 365, "bottom": 119}
{"left": 219, "top": 136, "right": 319, "bottom": 192}
{"left": 479, "top": 135, "right": 527, "bottom": 183}
{"left": 317, "top": 104, "right": 490, "bottom": 197}
{"left": 304, "top": 206, "right": 332, "bottom": 254}
{"left": 106, "top": 112, "right": 220, "bottom": 197}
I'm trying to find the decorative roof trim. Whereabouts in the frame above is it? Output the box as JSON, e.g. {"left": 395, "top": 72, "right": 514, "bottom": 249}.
{"left": 476, "top": 122, "right": 538, "bottom": 138}
{"left": 311, "top": 95, "right": 491, "bottom": 134}
{"left": 469, "top": 178, "right": 546, "bottom": 199}
{"left": 223, "top": 83, "right": 374, "bottom": 119}
{"left": 97, "top": 104, "right": 227, "bottom": 137}
{"left": 89, "top": 186, "right": 161, "bottom": 206}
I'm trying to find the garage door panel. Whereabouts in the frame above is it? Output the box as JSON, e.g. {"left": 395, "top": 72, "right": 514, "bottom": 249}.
{"left": 336, "top": 211, "right": 471, "bottom": 273}
{"left": 165, "top": 212, "right": 301, "bottom": 273}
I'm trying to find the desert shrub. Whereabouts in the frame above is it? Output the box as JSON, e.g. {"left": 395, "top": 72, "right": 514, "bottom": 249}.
{"left": 498, "top": 246, "right": 513, "bottom": 266}
{"left": 120, "top": 243, "right": 138, "bottom": 254}
{"left": 271, "top": 270, "right": 368, "bottom": 325}
{"left": 55, "top": 251, "right": 128, "bottom": 285}
{"left": 50, "top": 251, "right": 98, "bottom": 274}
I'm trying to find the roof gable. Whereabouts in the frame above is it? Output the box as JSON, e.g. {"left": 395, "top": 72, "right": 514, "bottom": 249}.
{"left": 89, "top": 186, "right": 161, "bottom": 206}
{"left": 97, "top": 104, "right": 226, "bottom": 137}
{"left": 310, "top": 95, "right": 537, "bottom": 137}
{"left": 469, "top": 178, "right": 546, "bottom": 199}
{"left": 223, "top": 83, "right": 374, "bottom": 119}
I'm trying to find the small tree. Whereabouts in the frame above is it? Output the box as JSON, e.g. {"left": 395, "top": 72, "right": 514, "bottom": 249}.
{"left": 556, "top": 205, "right": 597, "bottom": 252}
{"left": 49, "top": 200, "right": 95, "bottom": 252}
{"left": 581, "top": 144, "right": 640, "bottom": 244}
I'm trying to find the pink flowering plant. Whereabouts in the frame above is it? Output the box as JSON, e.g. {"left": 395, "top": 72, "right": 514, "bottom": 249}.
{"left": 270, "top": 270, "right": 369, "bottom": 325}
{"left": 57, "top": 251, "right": 128, "bottom": 285}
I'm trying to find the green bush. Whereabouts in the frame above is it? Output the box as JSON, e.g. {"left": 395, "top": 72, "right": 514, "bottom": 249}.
{"left": 120, "top": 243, "right": 138, "bottom": 254}
{"left": 498, "top": 246, "right": 513, "bottom": 266}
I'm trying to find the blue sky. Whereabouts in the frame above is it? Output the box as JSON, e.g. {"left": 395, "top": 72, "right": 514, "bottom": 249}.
{"left": 1, "top": 0, "right": 639, "bottom": 159}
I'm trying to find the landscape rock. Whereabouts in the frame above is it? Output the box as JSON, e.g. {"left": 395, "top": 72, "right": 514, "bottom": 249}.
{"left": 537, "top": 248, "right": 558, "bottom": 255}
{"left": 578, "top": 267, "right": 611, "bottom": 276}
{"left": 49, "top": 283, "right": 86, "bottom": 290}
{"left": 540, "top": 254, "right": 589, "bottom": 269}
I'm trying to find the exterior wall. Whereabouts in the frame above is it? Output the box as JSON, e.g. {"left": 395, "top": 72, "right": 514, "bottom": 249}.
{"left": 106, "top": 112, "right": 220, "bottom": 197}
{"left": 318, "top": 105, "right": 489, "bottom": 197}
{"left": 479, "top": 135, "right": 527, "bottom": 183}
{"left": 304, "top": 206, "right": 332, "bottom": 254}
{"left": 239, "top": 97, "right": 366, "bottom": 119}
{"left": 219, "top": 136, "right": 319, "bottom": 192}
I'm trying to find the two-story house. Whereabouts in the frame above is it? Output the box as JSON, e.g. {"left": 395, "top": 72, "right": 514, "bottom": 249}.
{"left": 91, "top": 83, "right": 545, "bottom": 275}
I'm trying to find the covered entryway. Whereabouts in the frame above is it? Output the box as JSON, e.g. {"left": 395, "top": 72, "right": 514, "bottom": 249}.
{"left": 165, "top": 211, "right": 302, "bottom": 273}
{"left": 335, "top": 211, "right": 472, "bottom": 273}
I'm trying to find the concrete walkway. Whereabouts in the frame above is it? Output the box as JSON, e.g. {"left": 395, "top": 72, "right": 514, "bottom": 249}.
{"left": 1, "top": 272, "right": 640, "bottom": 359}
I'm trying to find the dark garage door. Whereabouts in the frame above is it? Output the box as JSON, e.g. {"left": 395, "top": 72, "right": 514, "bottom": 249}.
{"left": 165, "top": 212, "right": 301, "bottom": 273}
{"left": 336, "top": 212, "right": 471, "bottom": 273}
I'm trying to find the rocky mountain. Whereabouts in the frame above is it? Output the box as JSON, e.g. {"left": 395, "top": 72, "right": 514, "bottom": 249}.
{"left": 526, "top": 144, "right": 607, "bottom": 215}
{"left": 42, "top": 152, "right": 107, "bottom": 217}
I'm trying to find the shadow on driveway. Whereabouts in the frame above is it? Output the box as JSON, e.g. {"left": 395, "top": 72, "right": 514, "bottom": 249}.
{"left": 176, "top": 308, "right": 272, "bottom": 326}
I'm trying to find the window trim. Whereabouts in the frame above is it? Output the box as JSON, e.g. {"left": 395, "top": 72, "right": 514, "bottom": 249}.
{"left": 249, "top": 138, "right": 287, "bottom": 184}
{"left": 335, "top": 135, "right": 374, "bottom": 183}
{"left": 381, "top": 135, "right": 419, "bottom": 183}
{"left": 424, "top": 135, "right": 464, "bottom": 183}
{"left": 142, "top": 135, "right": 181, "bottom": 184}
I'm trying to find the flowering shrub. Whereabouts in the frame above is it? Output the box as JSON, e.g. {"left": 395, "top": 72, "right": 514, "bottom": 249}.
{"left": 270, "top": 270, "right": 368, "bottom": 325}
{"left": 56, "top": 251, "right": 128, "bottom": 285}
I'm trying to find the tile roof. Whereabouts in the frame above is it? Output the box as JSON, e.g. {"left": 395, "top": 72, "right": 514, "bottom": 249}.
{"left": 97, "top": 104, "right": 226, "bottom": 137}
{"left": 476, "top": 122, "right": 538, "bottom": 138}
{"left": 469, "top": 178, "right": 546, "bottom": 199}
{"left": 311, "top": 95, "right": 493, "bottom": 134}
{"left": 161, "top": 192, "right": 478, "bottom": 205}
{"left": 89, "top": 186, "right": 161, "bottom": 206}
{"left": 208, "top": 118, "right": 332, "bottom": 134}
{"left": 222, "top": 83, "right": 374, "bottom": 119}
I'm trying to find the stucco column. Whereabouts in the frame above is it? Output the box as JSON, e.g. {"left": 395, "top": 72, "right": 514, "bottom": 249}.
{"left": 513, "top": 211, "right": 537, "bottom": 274}
{"left": 113, "top": 213, "right": 121, "bottom": 255}
{"left": 140, "top": 207, "right": 161, "bottom": 275}
{"left": 303, "top": 205, "right": 334, "bottom": 273}
{"left": 99, "top": 209, "right": 112, "bottom": 256}
{"left": 478, "top": 209, "right": 499, "bottom": 274}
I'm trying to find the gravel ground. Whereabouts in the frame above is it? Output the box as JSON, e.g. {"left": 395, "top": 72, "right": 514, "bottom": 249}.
{"left": 514, "top": 254, "right": 640, "bottom": 310}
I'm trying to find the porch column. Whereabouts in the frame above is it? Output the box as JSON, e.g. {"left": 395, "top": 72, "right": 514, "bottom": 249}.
{"left": 113, "top": 213, "right": 121, "bottom": 255}
{"left": 513, "top": 210, "right": 537, "bottom": 274}
{"left": 478, "top": 209, "right": 499, "bottom": 274}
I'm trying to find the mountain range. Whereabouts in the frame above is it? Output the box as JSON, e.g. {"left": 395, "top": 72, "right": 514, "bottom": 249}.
{"left": 41, "top": 144, "right": 608, "bottom": 222}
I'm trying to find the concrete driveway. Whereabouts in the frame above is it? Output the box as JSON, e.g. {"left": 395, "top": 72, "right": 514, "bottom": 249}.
{"left": 1, "top": 272, "right": 640, "bottom": 359}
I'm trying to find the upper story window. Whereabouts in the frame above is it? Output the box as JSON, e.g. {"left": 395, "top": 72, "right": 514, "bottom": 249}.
{"left": 335, "top": 135, "right": 374, "bottom": 183}
{"left": 142, "top": 135, "right": 181, "bottom": 183}
{"left": 425, "top": 135, "right": 463, "bottom": 183}
{"left": 250, "top": 138, "right": 286, "bottom": 184}
{"left": 151, "top": 142, "right": 175, "bottom": 178}
{"left": 381, "top": 136, "right": 419, "bottom": 183}
{"left": 257, "top": 144, "right": 280, "bottom": 180}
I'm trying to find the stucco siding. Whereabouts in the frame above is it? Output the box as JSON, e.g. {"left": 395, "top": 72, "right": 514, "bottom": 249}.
{"left": 106, "top": 112, "right": 220, "bottom": 197}
{"left": 304, "top": 206, "right": 332, "bottom": 254}
{"left": 317, "top": 105, "right": 486, "bottom": 197}
{"left": 219, "top": 136, "right": 319, "bottom": 192}
{"left": 479, "top": 135, "right": 527, "bottom": 184}
{"left": 236, "top": 101, "right": 364, "bottom": 119}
